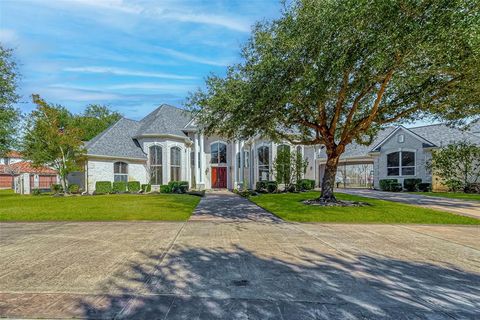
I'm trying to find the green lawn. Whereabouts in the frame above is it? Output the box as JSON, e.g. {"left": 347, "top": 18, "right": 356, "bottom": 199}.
{"left": 250, "top": 191, "right": 480, "bottom": 224}
{"left": 409, "top": 192, "right": 480, "bottom": 202}
{"left": 0, "top": 190, "right": 200, "bottom": 221}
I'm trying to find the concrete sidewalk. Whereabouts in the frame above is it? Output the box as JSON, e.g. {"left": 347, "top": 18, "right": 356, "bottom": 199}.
{"left": 338, "top": 188, "right": 480, "bottom": 219}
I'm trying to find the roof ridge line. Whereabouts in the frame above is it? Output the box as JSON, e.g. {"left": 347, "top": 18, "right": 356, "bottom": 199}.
{"left": 86, "top": 118, "right": 126, "bottom": 149}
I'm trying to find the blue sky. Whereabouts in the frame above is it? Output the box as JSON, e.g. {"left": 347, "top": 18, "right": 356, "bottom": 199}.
{"left": 0, "top": 0, "right": 281, "bottom": 119}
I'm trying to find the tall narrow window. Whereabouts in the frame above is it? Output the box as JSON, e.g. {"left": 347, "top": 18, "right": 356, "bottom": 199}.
{"left": 243, "top": 150, "right": 249, "bottom": 168}
{"left": 150, "top": 145, "right": 163, "bottom": 185}
{"left": 258, "top": 146, "right": 270, "bottom": 181}
{"left": 276, "top": 144, "right": 291, "bottom": 183}
{"left": 114, "top": 162, "right": 128, "bottom": 182}
{"left": 210, "top": 142, "right": 227, "bottom": 164}
{"left": 170, "top": 147, "right": 181, "bottom": 181}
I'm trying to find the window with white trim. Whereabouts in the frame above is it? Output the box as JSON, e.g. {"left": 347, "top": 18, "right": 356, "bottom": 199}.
{"left": 258, "top": 146, "right": 270, "bottom": 181}
{"left": 170, "top": 147, "right": 181, "bottom": 181}
{"left": 114, "top": 162, "right": 128, "bottom": 182}
{"left": 149, "top": 145, "right": 163, "bottom": 185}
{"left": 387, "top": 151, "right": 415, "bottom": 176}
{"left": 210, "top": 142, "right": 227, "bottom": 164}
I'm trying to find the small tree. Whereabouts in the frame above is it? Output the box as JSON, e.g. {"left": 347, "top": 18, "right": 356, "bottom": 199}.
{"left": 22, "top": 95, "right": 85, "bottom": 193}
{"left": 273, "top": 148, "right": 307, "bottom": 191}
{"left": 428, "top": 141, "right": 480, "bottom": 192}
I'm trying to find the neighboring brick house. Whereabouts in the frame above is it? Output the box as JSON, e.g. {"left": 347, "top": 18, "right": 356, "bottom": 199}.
{"left": 0, "top": 151, "right": 58, "bottom": 192}
{"left": 83, "top": 104, "right": 479, "bottom": 193}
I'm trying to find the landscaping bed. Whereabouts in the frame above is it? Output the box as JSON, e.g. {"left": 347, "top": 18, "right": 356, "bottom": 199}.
{"left": 0, "top": 190, "right": 200, "bottom": 221}
{"left": 250, "top": 191, "right": 480, "bottom": 224}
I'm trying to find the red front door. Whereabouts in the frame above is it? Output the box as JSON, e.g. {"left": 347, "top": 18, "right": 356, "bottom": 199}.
{"left": 211, "top": 167, "right": 227, "bottom": 188}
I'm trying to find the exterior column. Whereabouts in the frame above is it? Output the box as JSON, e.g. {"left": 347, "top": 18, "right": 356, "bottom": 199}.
{"left": 194, "top": 133, "right": 199, "bottom": 186}
{"left": 240, "top": 141, "right": 244, "bottom": 183}
{"left": 199, "top": 131, "right": 205, "bottom": 183}
{"left": 234, "top": 140, "right": 239, "bottom": 188}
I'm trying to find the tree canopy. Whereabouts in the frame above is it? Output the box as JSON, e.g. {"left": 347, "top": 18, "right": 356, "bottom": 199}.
{"left": 72, "top": 104, "right": 122, "bottom": 141}
{"left": 0, "top": 45, "right": 21, "bottom": 156}
{"left": 188, "top": 0, "right": 480, "bottom": 201}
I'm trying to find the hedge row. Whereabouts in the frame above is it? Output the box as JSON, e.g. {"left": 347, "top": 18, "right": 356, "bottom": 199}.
{"left": 379, "top": 179, "right": 431, "bottom": 192}
{"left": 95, "top": 181, "right": 144, "bottom": 194}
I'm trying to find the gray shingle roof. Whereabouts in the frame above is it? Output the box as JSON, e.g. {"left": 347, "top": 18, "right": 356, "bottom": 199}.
{"left": 135, "top": 104, "right": 192, "bottom": 137}
{"left": 85, "top": 118, "right": 147, "bottom": 159}
{"left": 318, "top": 123, "right": 480, "bottom": 160}
{"left": 409, "top": 124, "right": 480, "bottom": 146}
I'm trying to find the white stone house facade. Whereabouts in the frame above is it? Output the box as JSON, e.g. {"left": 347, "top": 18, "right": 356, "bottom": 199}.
{"left": 83, "top": 105, "right": 319, "bottom": 193}
{"left": 82, "top": 104, "right": 480, "bottom": 193}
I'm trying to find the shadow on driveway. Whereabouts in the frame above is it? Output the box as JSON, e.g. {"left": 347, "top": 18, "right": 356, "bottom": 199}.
{"left": 62, "top": 246, "right": 480, "bottom": 319}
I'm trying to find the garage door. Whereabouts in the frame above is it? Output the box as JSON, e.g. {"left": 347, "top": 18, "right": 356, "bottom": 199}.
{"left": 0, "top": 175, "right": 13, "bottom": 189}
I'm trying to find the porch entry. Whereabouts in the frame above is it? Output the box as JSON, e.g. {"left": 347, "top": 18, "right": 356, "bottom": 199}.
{"left": 211, "top": 166, "right": 227, "bottom": 188}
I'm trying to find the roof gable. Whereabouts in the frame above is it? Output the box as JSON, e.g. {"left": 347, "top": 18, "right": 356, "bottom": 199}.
{"left": 369, "top": 126, "right": 436, "bottom": 152}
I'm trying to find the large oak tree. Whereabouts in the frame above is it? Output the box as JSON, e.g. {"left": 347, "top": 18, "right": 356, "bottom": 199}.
{"left": 188, "top": 0, "right": 480, "bottom": 201}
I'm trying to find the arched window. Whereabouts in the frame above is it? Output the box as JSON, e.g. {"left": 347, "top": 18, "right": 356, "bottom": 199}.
{"left": 114, "top": 162, "right": 128, "bottom": 182}
{"left": 150, "top": 145, "right": 163, "bottom": 185}
{"left": 276, "top": 144, "right": 291, "bottom": 183}
{"left": 210, "top": 142, "right": 227, "bottom": 164}
{"left": 387, "top": 151, "right": 415, "bottom": 176}
{"left": 258, "top": 146, "right": 270, "bottom": 181}
{"left": 170, "top": 147, "right": 181, "bottom": 181}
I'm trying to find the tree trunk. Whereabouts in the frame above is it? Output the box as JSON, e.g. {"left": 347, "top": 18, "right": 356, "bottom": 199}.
{"left": 60, "top": 175, "right": 68, "bottom": 194}
{"left": 320, "top": 152, "right": 341, "bottom": 202}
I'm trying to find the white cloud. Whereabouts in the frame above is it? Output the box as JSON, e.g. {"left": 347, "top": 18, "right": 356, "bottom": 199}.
{"left": 63, "top": 66, "right": 196, "bottom": 80}
{"left": 107, "top": 83, "right": 195, "bottom": 92}
{"left": 42, "top": 0, "right": 251, "bottom": 32}
{"left": 41, "top": 86, "right": 121, "bottom": 101}
{"left": 158, "top": 11, "right": 250, "bottom": 32}
{"left": 155, "top": 47, "right": 232, "bottom": 66}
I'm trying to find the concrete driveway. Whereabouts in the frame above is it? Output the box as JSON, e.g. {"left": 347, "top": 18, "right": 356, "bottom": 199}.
{"left": 338, "top": 188, "right": 480, "bottom": 219}
{"left": 1, "top": 217, "right": 479, "bottom": 319}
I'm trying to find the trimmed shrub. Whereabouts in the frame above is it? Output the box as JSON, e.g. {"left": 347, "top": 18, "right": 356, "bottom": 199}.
{"left": 68, "top": 184, "right": 80, "bottom": 194}
{"left": 390, "top": 182, "right": 403, "bottom": 192}
{"left": 464, "top": 182, "right": 480, "bottom": 194}
{"left": 255, "top": 181, "right": 267, "bottom": 192}
{"left": 379, "top": 179, "right": 398, "bottom": 191}
{"left": 418, "top": 183, "right": 432, "bottom": 192}
{"left": 266, "top": 180, "right": 278, "bottom": 193}
{"left": 403, "top": 178, "right": 422, "bottom": 192}
{"left": 95, "top": 181, "right": 112, "bottom": 194}
{"left": 112, "top": 181, "right": 127, "bottom": 193}
{"left": 160, "top": 184, "right": 172, "bottom": 193}
{"left": 178, "top": 181, "right": 189, "bottom": 193}
{"left": 32, "top": 188, "right": 41, "bottom": 196}
{"left": 297, "top": 179, "right": 315, "bottom": 191}
{"left": 127, "top": 181, "right": 141, "bottom": 193}
{"left": 141, "top": 184, "right": 151, "bottom": 193}
{"left": 51, "top": 183, "right": 63, "bottom": 194}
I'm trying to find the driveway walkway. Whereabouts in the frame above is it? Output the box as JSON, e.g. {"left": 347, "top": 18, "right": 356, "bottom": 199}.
{"left": 1, "top": 192, "right": 479, "bottom": 319}
{"left": 190, "top": 190, "right": 281, "bottom": 222}
{"left": 339, "top": 188, "right": 480, "bottom": 219}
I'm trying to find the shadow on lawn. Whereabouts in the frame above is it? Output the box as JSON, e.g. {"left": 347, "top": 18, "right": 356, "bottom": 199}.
{"left": 75, "top": 246, "right": 480, "bottom": 319}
